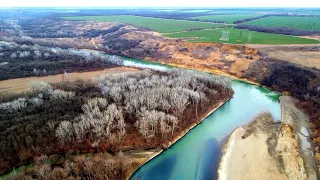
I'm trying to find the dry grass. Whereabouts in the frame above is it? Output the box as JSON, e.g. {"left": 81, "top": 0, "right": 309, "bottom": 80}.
{"left": 167, "top": 42, "right": 259, "bottom": 77}
{"left": 246, "top": 44, "right": 320, "bottom": 70}
{"left": 268, "top": 51, "right": 320, "bottom": 69}
{"left": 0, "top": 67, "right": 138, "bottom": 93}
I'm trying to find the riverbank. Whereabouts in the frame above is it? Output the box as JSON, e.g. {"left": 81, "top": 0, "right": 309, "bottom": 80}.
{"left": 165, "top": 62, "right": 261, "bottom": 86}
{"left": 218, "top": 96, "right": 319, "bottom": 180}
{"left": 280, "top": 96, "right": 319, "bottom": 179}
{"left": 127, "top": 98, "right": 231, "bottom": 179}
{"left": 218, "top": 113, "right": 287, "bottom": 180}
{"left": 166, "top": 100, "right": 229, "bottom": 148}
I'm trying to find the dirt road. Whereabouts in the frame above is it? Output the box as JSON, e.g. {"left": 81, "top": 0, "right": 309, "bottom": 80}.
{"left": 0, "top": 67, "right": 138, "bottom": 93}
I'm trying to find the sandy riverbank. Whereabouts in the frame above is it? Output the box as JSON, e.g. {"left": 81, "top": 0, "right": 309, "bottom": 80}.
{"left": 218, "top": 96, "right": 319, "bottom": 180}
{"left": 218, "top": 113, "right": 287, "bottom": 180}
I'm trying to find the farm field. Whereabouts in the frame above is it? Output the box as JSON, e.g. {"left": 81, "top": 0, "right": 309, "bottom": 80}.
{"left": 191, "top": 14, "right": 260, "bottom": 23}
{"left": 165, "top": 28, "right": 320, "bottom": 44}
{"left": 244, "top": 16, "right": 320, "bottom": 30}
{"left": 64, "top": 15, "right": 223, "bottom": 33}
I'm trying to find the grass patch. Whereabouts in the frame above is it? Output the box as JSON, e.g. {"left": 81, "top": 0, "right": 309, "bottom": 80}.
{"left": 0, "top": 164, "right": 34, "bottom": 179}
{"left": 165, "top": 28, "right": 320, "bottom": 44}
{"left": 191, "top": 14, "right": 260, "bottom": 24}
{"left": 244, "top": 16, "right": 320, "bottom": 31}
{"left": 64, "top": 15, "right": 223, "bottom": 33}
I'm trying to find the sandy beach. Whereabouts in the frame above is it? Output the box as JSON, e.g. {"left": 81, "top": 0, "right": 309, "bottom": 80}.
{"left": 218, "top": 113, "right": 287, "bottom": 180}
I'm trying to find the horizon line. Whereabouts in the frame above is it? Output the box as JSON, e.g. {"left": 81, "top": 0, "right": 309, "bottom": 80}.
{"left": 1, "top": 7, "right": 320, "bottom": 9}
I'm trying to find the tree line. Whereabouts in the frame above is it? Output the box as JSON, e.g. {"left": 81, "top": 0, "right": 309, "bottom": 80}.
{"left": 0, "top": 42, "right": 122, "bottom": 80}
{"left": 233, "top": 14, "right": 320, "bottom": 24}
{"left": 235, "top": 24, "right": 320, "bottom": 36}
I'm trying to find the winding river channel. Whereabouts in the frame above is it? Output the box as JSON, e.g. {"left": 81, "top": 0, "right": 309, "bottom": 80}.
{"left": 123, "top": 58, "right": 282, "bottom": 180}
{"left": 0, "top": 41, "right": 282, "bottom": 179}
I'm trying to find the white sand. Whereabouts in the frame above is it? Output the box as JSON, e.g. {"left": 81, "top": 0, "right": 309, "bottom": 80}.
{"left": 218, "top": 127, "right": 287, "bottom": 180}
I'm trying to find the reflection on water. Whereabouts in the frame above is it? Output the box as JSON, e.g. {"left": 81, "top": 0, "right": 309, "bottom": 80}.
{"left": 131, "top": 80, "right": 281, "bottom": 180}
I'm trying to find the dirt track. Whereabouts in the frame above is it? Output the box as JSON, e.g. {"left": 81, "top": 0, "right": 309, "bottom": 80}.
{"left": 0, "top": 67, "right": 138, "bottom": 93}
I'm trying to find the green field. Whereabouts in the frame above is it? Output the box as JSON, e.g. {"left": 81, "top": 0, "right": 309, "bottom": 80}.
{"left": 191, "top": 14, "right": 260, "bottom": 24}
{"left": 244, "top": 16, "right": 320, "bottom": 30}
{"left": 64, "top": 15, "right": 223, "bottom": 33}
{"left": 165, "top": 28, "right": 320, "bottom": 44}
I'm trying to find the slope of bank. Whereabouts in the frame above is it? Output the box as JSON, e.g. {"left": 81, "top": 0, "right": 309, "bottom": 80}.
{"left": 218, "top": 113, "right": 287, "bottom": 180}
{"left": 127, "top": 99, "right": 230, "bottom": 179}
{"left": 280, "top": 96, "right": 319, "bottom": 179}
{"left": 218, "top": 96, "right": 319, "bottom": 180}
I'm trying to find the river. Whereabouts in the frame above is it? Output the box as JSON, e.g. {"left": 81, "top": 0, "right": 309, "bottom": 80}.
{"left": 124, "top": 57, "right": 281, "bottom": 180}
{"left": 0, "top": 41, "right": 282, "bottom": 179}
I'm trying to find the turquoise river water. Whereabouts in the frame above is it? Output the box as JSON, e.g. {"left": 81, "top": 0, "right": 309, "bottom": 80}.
{"left": 124, "top": 58, "right": 281, "bottom": 180}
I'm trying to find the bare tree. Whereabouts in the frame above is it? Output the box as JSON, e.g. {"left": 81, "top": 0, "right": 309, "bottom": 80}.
{"left": 0, "top": 98, "right": 27, "bottom": 113}
{"left": 51, "top": 90, "right": 75, "bottom": 100}
{"left": 33, "top": 68, "right": 39, "bottom": 76}
{"left": 56, "top": 121, "right": 73, "bottom": 144}
{"left": 58, "top": 97, "right": 126, "bottom": 144}
{"left": 28, "top": 81, "right": 53, "bottom": 95}
{"left": 136, "top": 109, "right": 178, "bottom": 139}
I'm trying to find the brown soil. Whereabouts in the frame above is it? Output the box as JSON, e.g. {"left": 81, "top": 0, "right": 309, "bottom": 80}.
{"left": 157, "top": 42, "right": 260, "bottom": 77}
{"left": 0, "top": 67, "right": 138, "bottom": 93}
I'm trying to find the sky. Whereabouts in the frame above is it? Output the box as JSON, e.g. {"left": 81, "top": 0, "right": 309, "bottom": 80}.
{"left": 0, "top": 0, "right": 319, "bottom": 8}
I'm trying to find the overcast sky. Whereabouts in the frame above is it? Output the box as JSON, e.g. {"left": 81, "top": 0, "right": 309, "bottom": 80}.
{"left": 1, "top": 0, "right": 319, "bottom": 8}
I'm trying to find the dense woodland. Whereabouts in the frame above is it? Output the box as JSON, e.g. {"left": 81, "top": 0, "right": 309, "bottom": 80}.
{"left": 0, "top": 43, "right": 122, "bottom": 80}
{"left": 3, "top": 152, "right": 142, "bottom": 180}
{"left": 0, "top": 69, "right": 233, "bottom": 178}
